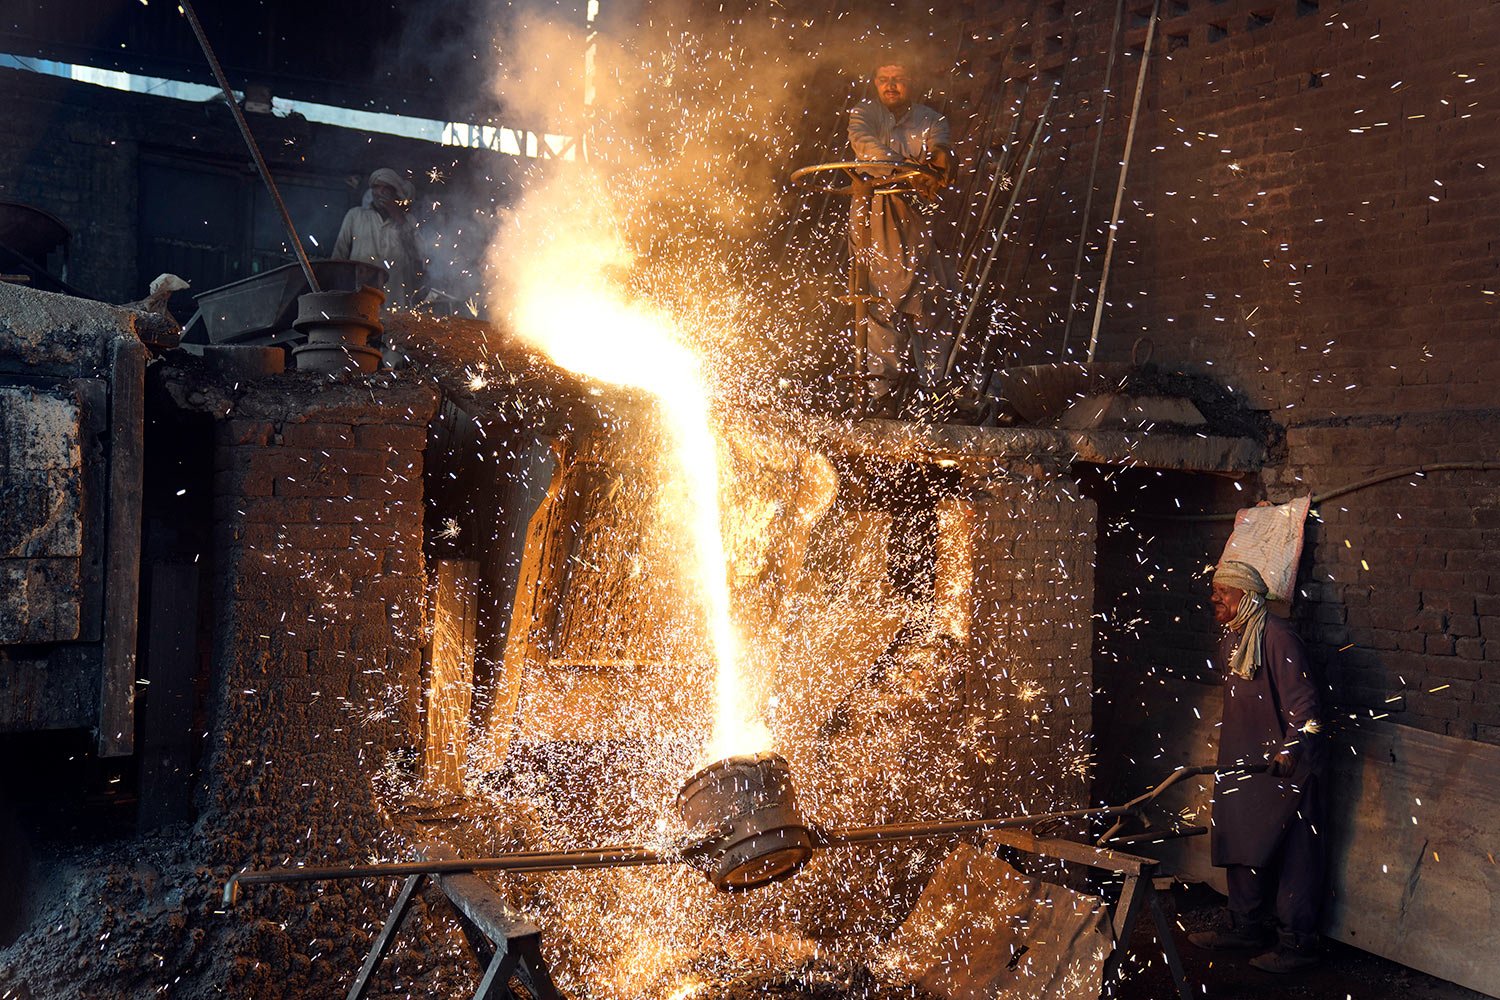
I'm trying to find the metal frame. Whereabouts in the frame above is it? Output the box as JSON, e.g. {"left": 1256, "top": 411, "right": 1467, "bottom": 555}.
{"left": 346, "top": 858, "right": 563, "bottom": 1000}
{"left": 987, "top": 828, "right": 1191, "bottom": 1000}
{"left": 226, "top": 766, "right": 1258, "bottom": 998}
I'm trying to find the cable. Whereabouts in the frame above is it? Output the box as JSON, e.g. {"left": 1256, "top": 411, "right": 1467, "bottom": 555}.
{"left": 1143, "top": 461, "right": 1500, "bottom": 522}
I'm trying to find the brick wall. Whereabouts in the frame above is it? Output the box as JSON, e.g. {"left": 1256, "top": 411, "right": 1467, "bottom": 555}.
{"left": 966, "top": 476, "right": 1097, "bottom": 816}
{"left": 194, "top": 383, "right": 439, "bottom": 996}
{"left": 1267, "top": 412, "right": 1499, "bottom": 740}
{"left": 944, "top": 0, "right": 1500, "bottom": 746}
{"left": 199, "top": 387, "right": 436, "bottom": 854}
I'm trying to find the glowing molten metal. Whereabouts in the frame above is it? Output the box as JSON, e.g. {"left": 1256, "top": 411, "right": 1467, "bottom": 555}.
{"left": 496, "top": 175, "right": 770, "bottom": 764}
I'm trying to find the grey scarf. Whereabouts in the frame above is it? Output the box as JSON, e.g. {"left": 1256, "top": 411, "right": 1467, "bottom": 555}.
{"left": 1225, "top": 591, "right": 1267, "bottom": 680}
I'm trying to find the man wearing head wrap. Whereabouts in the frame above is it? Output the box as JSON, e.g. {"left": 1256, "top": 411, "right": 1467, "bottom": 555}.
{"left": 847, "top": 56, "right": 953, "bottom": 414}
{"left": 1187, "top": 559, "right": 1328, "bottom": 972}
{"left": 332, "top": 168, "right": 422, "bottom": 307}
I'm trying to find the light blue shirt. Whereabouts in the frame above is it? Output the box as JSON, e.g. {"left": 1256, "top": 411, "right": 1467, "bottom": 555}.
{"left": 848, "top": 100, "right": 951, "bottom": 165}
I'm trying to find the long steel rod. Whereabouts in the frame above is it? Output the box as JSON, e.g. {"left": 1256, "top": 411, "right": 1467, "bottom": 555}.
{"left": 958, "top": 81, "right": 1028, "bottom": 286}
{"left": 224, "top": 846, "right": 672, "bottom": 905}
{"left": 943, "top": 81, "right": 1059, "bottom": 380}
{"left": 1143, "top": 461, "right": 1500, "bottom": 522}
{"left": 224, "top": 764, "right": 1253, "bottom": 907}
{"left": 1085, "top": 0, "right": 1160, "bottom": 362}
{"left": 820, "top": 802, "right": 1133, "bottom": 848}
{"left": 958, "top": 91, "right": 1027, "bottom": 292}
{"left": 179, "top": 0, "right": 321, "bottom": 293}
{"left": 1060, "top": 0, "right": 1127, "bottom": 358}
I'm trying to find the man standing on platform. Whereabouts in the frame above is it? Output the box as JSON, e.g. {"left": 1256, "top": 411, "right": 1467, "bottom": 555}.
{"left": 848, "top": 58, "right": 951, "bottom": 413}
{"left": 333, "top": 167, "right": 422, "bottom": 308}
{"left": 1188, "top": 559, "right": 1328, "bottom": 972}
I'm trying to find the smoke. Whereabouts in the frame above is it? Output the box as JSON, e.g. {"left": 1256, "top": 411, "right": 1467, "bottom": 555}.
{"left": 485, "top": 1, "right": 963, "bottom": 400}
{"left": 474, "top": 7, "right": 975, "bottom": 995}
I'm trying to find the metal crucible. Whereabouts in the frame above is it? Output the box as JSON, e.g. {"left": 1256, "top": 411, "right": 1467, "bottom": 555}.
{"left": 676, "top": 752, "right": 813, "bottom": 892}
{"left": 291, "top": 286, "right": 385, "bottom": 373}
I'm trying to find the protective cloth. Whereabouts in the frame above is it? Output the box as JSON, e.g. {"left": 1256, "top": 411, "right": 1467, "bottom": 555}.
{"left": 368, "top": 167, "right": 415, "bottom": 202}
{"left": 1215, "top": 559, "right": 1268, "bottom": 680}
{"left": 847, "top": 101, "right": 951, "bottom": 390}
{"left": 1211, "top": 614, "right": 1327, "bottom": 869}
{"left": 1214, "top": 559, "right": 1268, "bottom": 596}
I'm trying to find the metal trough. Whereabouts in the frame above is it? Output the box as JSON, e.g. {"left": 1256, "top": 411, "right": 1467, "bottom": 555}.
{"left": 192, "top": 259, "right": 387, "bottom": 345}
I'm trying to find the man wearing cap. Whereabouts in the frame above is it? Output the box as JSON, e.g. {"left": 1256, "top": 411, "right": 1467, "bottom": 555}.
{"left": 332, "top": 168, "right": 422, "bottom": 307}
{"left": 847, "top": 58, "right": 952, "bottom": 413}
{"left": 1188, "top": 559, "right": 1328, "bottom": 972}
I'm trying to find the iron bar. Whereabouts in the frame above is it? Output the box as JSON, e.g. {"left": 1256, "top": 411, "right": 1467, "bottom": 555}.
{"left": 224, "top": 846, "right": 671, "bottom": 906}
{"left": 178, "top": 0, "right": 321, "bottom": 293}
{"left": 819, "top": 803, "right": 1135, "bottom": 848}
{"left": 224, "top": 764, "right": 1256, "bottom": 906}
{"left": 943, "top": 80, "right": 1060, "bottom": 381}
{"left": 956, "top": 82, "right": 1027, "bottom": 282}
{"left": 958, "top": 81, "right": 1030, "bottom": 290}
{"left": 956, "top": 156, "right": 1072, "bottom": 395}
{"left": 1085, "top": 0, "right": 1161, "bottom": 362}
{"left": 1060, "top": 0, "right": 1127, "bottom": 358}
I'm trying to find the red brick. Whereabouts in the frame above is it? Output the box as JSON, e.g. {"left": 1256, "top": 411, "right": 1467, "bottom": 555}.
{"left": 1447, "top": 616, "right": 1481, "bottom": 638}
{"left": 273, "top": 473, "right": 351, "bottom": 498}
{"left": 279, "top": 422, "right": 353, "bottom": 449}
{"left": 354, "top": 424, "right": 428, "bottom": 451}
{"left": 219, "top": 419, "right": 275, "bottom": 447}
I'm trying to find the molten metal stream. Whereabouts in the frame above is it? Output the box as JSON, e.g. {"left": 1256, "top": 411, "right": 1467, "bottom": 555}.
{"left": 498, "top": 177, "right": 768, "bottom": 762}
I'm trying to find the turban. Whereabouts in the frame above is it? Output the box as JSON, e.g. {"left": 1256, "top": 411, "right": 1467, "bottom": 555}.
{"left": 368, "top": 168, "right": 414, "bottom": 202}
{"left": 1213, "top": 559, "right": 1267, "bottom": 596}
{"left": 1215, "top": 559, "right": 1268, "bottom": 680}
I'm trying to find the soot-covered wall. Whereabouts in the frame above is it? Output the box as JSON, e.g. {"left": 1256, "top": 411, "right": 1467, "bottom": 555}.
{"left": 944, "top": 0, "right": 1498, "bottom": 745}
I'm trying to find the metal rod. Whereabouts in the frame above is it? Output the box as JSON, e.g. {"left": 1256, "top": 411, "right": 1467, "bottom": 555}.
{"left": 223, "top": 763, "right": 1259, "bottom": 907}
{"left": 943, "top": 81, "right": 1060, "bottom": 381}
{"left": 224, "top": 846, "right": 671, "bottom": 907}
{"left": 1140, "top": 461, "right": 1500, "bottom": 522}
{"left": 950, "top": 83, "right": 1008, "bottom": 255}
{"left": 820, "top": 803, "right": 1136, "bottom": 848}
{"left": 852, "top": 255, "right": 869, "bottom": 414}
{"left": 958, "top": 81, "right": 1028, "bottom": 283}
{"left": 1060, "top": 0, "right": 1127, "bottom": 358}
{"left": 1085, "top": 0, "right": 1160, "bottom": 362}
{"left": 959, "top": 83, "right": 1031, "bottom": 290}
{"left": 179, "top": 0, "right": 321, "bottom": 293}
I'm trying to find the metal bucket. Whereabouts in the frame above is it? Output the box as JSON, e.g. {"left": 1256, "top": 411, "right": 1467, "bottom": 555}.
{"left": 677, "top": 753, "right": 812, "bottom": 892}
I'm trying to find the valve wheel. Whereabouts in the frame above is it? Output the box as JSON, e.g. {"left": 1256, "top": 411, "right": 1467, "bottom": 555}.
{"left": 790, "top": 159, "right": 943, "bottom": 197}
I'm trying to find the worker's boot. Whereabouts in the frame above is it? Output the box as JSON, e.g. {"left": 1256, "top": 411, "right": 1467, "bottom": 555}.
{"left": 1249, "top": 930, "right": 1321, "bottom": 973}
{"left": 1186, "top": 910, "right": 1271, "bottom": 951}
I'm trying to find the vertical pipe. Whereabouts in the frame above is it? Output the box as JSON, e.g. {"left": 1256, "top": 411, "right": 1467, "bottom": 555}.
{"left": 1085, "top": 0, "right": 1161, "bottom": 362}
{"left": 1060, "top": 0, "right": 1127, "bottom": 358}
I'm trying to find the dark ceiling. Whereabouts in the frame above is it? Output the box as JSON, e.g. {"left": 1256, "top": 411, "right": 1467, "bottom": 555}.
{"left": 0, "top": 0, "right": 595, "bottom": 126}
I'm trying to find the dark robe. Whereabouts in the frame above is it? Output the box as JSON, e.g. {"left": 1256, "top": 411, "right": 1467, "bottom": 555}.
{"left": 1210, "top": 614, "right": 1327, "bottom": 867}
